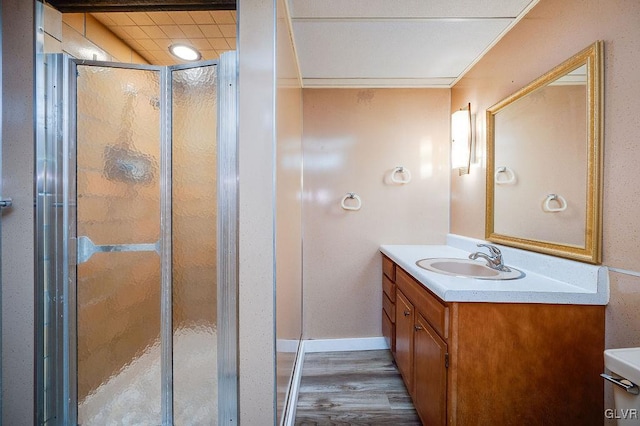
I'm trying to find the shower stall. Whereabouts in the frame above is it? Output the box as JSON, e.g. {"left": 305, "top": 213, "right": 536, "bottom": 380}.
{"left": 35, "top": 52, "right": 237, "bottom": 425}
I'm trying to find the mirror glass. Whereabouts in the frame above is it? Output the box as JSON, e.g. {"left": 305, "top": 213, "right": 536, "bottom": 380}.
{"left": 486, "top": 41, "right": 603, "bottom": 263}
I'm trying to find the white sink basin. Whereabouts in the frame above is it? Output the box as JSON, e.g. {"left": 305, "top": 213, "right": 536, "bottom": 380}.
{"left": 416, "top": 258, "right": 525, "bottom": 280}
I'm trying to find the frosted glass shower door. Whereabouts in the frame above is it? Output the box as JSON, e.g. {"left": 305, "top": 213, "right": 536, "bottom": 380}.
{"left": 75, "top": 64, "right": 164, "bottom": 425}
{"left": 36, "top": 53, "right": 237, "bottom": 425}
{"left": 170, "top": 64, "right": 218, "bottom": 423}
{"left": 71, "top": 59, "right": 230, "bottom": 425}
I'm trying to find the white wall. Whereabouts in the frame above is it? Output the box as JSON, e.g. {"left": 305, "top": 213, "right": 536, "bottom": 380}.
{"left": 2, "top": 0, "right": 35, "bottom": 424}
{"left": 237, "top": 0, "right": 277, "bottom": 423}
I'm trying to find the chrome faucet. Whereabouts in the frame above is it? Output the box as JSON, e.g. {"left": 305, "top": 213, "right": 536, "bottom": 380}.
{"left": 468, "top": 244, "right": 510, "bottom": 272}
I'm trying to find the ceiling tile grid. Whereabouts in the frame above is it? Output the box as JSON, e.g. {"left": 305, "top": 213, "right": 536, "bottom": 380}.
{"left": 91, "top": 10, "right": 236, "bottom": 65}
{"left": 288, "top": 0, "right": 539, "bottom": 87}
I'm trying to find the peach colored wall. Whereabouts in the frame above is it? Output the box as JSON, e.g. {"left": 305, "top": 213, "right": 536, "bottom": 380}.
{"left": 451, "top": 0, "right": 640, "bottom": 417}
{"left": 302, "top": 88, "right": 450, "bottom": 339}
{"left": 275, "top": 0, "right": 303, "bottom": 421}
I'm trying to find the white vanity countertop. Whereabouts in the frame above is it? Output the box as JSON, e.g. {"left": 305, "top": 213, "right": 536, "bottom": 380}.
{"left": 380, "top": 235, "right": 609, "bottom": 305}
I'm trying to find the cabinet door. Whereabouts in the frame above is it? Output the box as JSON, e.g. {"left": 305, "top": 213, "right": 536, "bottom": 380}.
{"left": 414, "top": 313, "right": 447, "bottom": 426}
{"left": 395, "top": 290, "right": 414, "bottom": 393}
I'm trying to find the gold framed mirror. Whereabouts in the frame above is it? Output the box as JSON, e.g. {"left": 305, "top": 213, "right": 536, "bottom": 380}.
{"left": 486, "top": 41, "right": 603, "bottom": 264}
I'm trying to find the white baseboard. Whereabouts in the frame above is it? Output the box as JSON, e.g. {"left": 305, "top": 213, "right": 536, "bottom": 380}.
{"left": 303, "top": 337, "right": 389, "bottom": 353}
{"left": 281, "top": 340, "right": 305, "bottom": 426}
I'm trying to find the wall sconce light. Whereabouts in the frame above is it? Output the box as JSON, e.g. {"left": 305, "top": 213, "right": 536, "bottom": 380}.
{"left": 451, "top": 102, "right": 472, "bottom": 176}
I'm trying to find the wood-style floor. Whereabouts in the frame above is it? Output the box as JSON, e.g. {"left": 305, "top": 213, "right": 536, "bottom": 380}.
{"left": 294, "top": 350, "right": 422, "bottom": 425}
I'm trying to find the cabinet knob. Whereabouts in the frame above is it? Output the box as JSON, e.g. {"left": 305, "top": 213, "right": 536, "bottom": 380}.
{"left": 414, "top": 325, "right": 423, "bottom": 331}
{"left": 404, "top": 310, "right": 410, "bottom": 316}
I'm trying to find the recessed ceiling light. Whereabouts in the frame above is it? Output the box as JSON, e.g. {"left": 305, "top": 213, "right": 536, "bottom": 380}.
{"left": 169, "top": 44, "right": 201, "bottom": 61}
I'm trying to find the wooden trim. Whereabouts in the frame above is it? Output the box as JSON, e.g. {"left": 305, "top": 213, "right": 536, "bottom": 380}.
{"left": 45, "top": 0, "right": 236, "bottom": 12}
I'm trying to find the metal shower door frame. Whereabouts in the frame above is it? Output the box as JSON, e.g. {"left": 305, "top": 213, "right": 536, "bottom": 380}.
{"left": 36, "top": 53, "right": 238, "bottom": 426}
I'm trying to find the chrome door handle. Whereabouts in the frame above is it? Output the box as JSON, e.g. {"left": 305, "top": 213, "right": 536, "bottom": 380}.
{"left": 77, "top": 235, "right": 160, "bottom": 264}
{"left": 601, "top": 373, "right": 640, "bottom": 395}
{"left": 414, "top": 325, "right": 423, "bottom": 331}
{"left": 403, "top": 310, "right": 410, "bottom": 316}
{"left": 0, "top": 198, "right": 12, "bottom": 208}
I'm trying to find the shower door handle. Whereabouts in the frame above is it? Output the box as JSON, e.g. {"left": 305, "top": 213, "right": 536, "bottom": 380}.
{"left": 77, "top": 235, "right": 160, "bottom": 264}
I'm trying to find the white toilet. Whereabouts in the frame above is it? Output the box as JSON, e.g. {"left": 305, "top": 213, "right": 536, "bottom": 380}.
{"left": 603, "top": 347, "right": 640, "bottom": 425}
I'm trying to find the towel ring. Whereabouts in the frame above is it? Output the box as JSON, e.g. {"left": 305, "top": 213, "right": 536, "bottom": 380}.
{"left": 543, "top": 194, "right": 567, "bottom": 212}
{"left": 391, "top": 166, "right": 411, "bottom": 184}
{"left": 341, "top": 193, "right": 362, "bottom": 211}
{"left": 495, "top": 166, "right": 516, "bottom": 184}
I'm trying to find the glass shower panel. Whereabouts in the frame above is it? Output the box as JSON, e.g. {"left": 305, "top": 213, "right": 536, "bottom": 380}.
{"left": 171, "top": 65, "right": 218, "bottom": 424}
{"left": 75, "top": 65, "right": 162, "bottom": 425}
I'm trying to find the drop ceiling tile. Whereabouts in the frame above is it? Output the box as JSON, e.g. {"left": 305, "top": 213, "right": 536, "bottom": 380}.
{"left": 107, "top": 12, "right": 136, "bottom": 26}
{"left": 90, "top": 13, "right": 116, "bottom": 27}
{"left": 170, "top": 11, "right": 196, "bottom": 25}
{"left": 198, "top": 24, "right": 223, "bottom": 38}
{"left": 188, "top": 11, "right": 216, "bottom": 24}
{"left": 201, "top": 49, "right": 219, "bottom": 60}
{"left": 159, "top": 25, "right": 185, "bottom": 38}
{"left": 226, "top": 38, "right": 236, "bottom": 49}
{"left": 180, "top": 25, "right": 205, "bottom": 38}
{"left": 290, "top": 0, "right": 537, "bottom": 19}
{"left": 108, "top": 26, "right": 130, "bottom": 40}
{"left": 218, "top": 24, "right": 236, "bottom": 38}
{"left": 137, "top": 38, "right": 162, "bottom": 51}
{"left": 154, "top": 39, "right": 173, "bottom": 51}
{"left": 207, "top": 38, "right": 229, "bottom": 50}
{"left": 124, "top": 38, "right": 145, "bottom": 52}
{"left": 126, "top": 12, "right": 155, "bottom": 26}
{"left": 211, "top": 11, "right": 235, "bottom": 24}
{"left": 189, "top": 38, "right": 213, "bottom": 50}
{"left": 148, "top": 12, "right": 175, "bottom": 26}
{"left": 292, "top": 19, "right": 513, "bottom": 79}
{"left": 120, "top": 25, "right": 149, "bottom": 40}
{"left": 140, "top": 25, "right": 166, "bottom": 39}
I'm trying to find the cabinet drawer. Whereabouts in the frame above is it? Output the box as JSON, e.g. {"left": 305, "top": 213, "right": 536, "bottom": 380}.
{"left": 382, "top": 255, "right": 395, "bottom": 281}
{"left": 382, "top": 274, "right": 396, "bottom": 302}
{"left": 382, "top": 310, "right": 395, "bottom": 353}
{"left": 383, "top": 292, "right": 395, "bottom": 322}
{"left": 396, "top": 267, "right": 448, "bottom": 340}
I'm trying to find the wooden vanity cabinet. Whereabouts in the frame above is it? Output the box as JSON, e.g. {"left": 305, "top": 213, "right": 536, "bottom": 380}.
{"left": 381, "top": 255, "right": 396, "bottom": 353}
{"left": 395, "top": 290, "right": 415, "bottom": 391}
{"left": 382, "top": 255, "right": 605, "bottom": 426}
{"left": 395, "top": 266, "right": 449, "bottom": 425}
{"left": 414, "top": 312, "right": 447, "bottom": 426}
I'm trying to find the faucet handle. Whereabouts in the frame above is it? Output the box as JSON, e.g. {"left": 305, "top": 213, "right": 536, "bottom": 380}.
{"left": 477, "top": 243, "right": 502, "bottom": 257}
